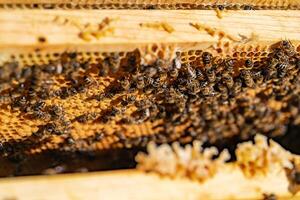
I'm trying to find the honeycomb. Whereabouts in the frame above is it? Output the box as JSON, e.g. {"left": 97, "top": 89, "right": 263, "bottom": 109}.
{"left": 0, "top": 0, "right": 299, "bottom": 10}
{"left": 0, "top": 39, "right": 300, "bottom": 176}
{"left": 136, "top": 134, "right": 300, "bottom": 195}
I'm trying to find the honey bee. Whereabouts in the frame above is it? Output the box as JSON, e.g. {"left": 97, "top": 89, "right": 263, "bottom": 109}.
{"left": 186, "top": 65, "right": 197, "bottom": 79}
{"left": 118, "top": 76, "right": 130, "bottom": 91}
{"left": 280, "top": 40, "right": 295, "bottom": 56}
{"left": 262, "top": 193, "right": 277, "bottom": 200}
{"left": 144, "top": 66, "right": 158, "bottom": 78}
{"left": 43, "top": 165, "right": 67, "bottom": 175}
{"left": 243, "top": 5, "right": 253, "bottom": 10}
{"left": 13, "top": 83, "right": 24, "bottom": 94}
{"left": 176, "top": 77, "right": 187, "bottom": 92}
{"left": 202, "top": 106, "right": 213, "bottom": 120}
{"left": 29, "top": 74, "right": 40, "bottom": 87}
{"left": 68, "top": 52, "right": 77, "bottom": 60}
{"left": 217, "top": 83, "right": 229, "bottom": 101}
{"left": 173, "top": 55, "right": 182, "bottom": 69}
{"left": 120, "top": 139, "right": 132, "bottom": 148}
{"left": 195, "top": 68, "right": 206, "bottom": 80}
{"left": 121, "top": 95, "right": 136, "bottom": 106}
{"left": 11, "top": 68, "right": 22, "bottom": 81}
{"left": 289, "top": 165, "right": 300, "bottom": 184}
{"left": 76, "top": 84, "right": 87, "bottom": 93}
{"left": 102, "top": 57, "right": 117, "bottom": 74}
{"left": 143, "top": 86, "right": 154, "bottom": 95}
{"left": 276, "top": 62, "right": 288, "bottom": 78}
{"left": 108, "top": 107, "right": 120, "bottom": 117}
{"left": 69, "top": 60, "right": 81, "bottom": 71}
{"left": 152, "top": 77, "right": 161, "bottom": 88}
{"left": 240, "top": 69, "right": 254, "bottom": 87}
{"left": 244, "top": 59, "right": 253, "bottom": 69}
{"left": 66, "top": 137, "right": 75, "bottom": 145}
{"left": 38, "top": 87, "right": 52, "bottom": 99}
{"left": 231, "top": 78, "right": 242, "bottom": 96}
{"left": 135, "top": 108, "right": 150, "bottom": 123}
{"left": 252, "top": 71, "right": 264, "bottom": 85}
{"left": 187, "top": 80, "right": 201, "bottom": 95}
{"left": 21, "top": 67, "right": 33, "bottom": 78}
{"left": 0, "top": 94, "right": 11, "bottom": 104}
{"left": 18, "top": 96, "right": 27, "bottom": 106}
{"left": 224, "top": 59, "right": 234, "bottom": 74}
{"left": 107, "top": 85, "right": 122, "bottom": 98}
{"left": 83, "top": 75, "right": 93, "bottom": 86}
{"left": 123, "top": 53, "right": 138, "bottom": 73}
{"left": 0, "top": 142, "right": 5, "bottom": 154}
{"left": 135, "top": 99, "right": 151, "bottom": 109}
{"left": 44, "top": 123, "right": 57, "bottom": 134}
{"left": 148, "top": 103, "right": 159, "bottom": 118}
{"left": 48, "top": 105, "right": 63, "bottom": 119}
{"left": 68, "top": 87, "right": 78, "bottom": 96}
{"left": 136, "top": 76, "right": 145, "bottom": 89}
{"left": 115, "top": 131, "right": 126, "bottom": 142}
{"left": 264, "top": 58, "right": 278, "bottom": 80}
{"left": 222, "top": 74, "right": 234, "bottom": 88}
{"left": 206, "top": 68, "right": 216, "bottom": 83}
{"left": 202, "top": 52, "right": 212, "bottom": 65}
{"left": 32, "top": 110, "right": 50, "bottom": 120}
{"left": 43, "top": 64, "right": 57, "bottom": 74}
{"left": 10, "top": 96, "right": 25, "bottom": 111}
{"left": 31, "top": 100, "right": 45, "bottom": 111}
{"left": 57, "top": 126, "right": 71, "bottom": 136}
{"left": 58, "top": 87, "right": 71, "bottom": 99}
{"left": 217, "top": 5, "right": 225, "bottom": 10}
{"left": 134, "top": 136, "right": 146, "bottom": 146}
{"left": 59, "top": 115, "right": 71, "bottom": 128}
{"left": 118, "top": 117, "right": 133, "bottom": 124}
{"left": 98, "top": 62, "right": 109, "bottom": 76}
{"left": 296, "top": 59, "right": 300, "bottom": 69}
{"left": 80, "top": 61, "right": 90, "bottom": 70}
{"left": 144, "top": 76, "right": 154, "bottom": 86}
{"left": 67, "top": 74, "right": 79, "bottom": 85}
{"left": 90, "top": 93, "right": 104, "bottom": 102}
{"left": 200, "top": 81, "right": 213, "bottom": 96}
{"left": 27, "top": 87, "right": 36, "bottom": 97}
{"left": 138, "top": 136, "right": 149, "bottom": 147}
{"left": 94, "top": 132, "right": 104, "bottom": 142}
{"left": 169, "top": 67, "right": 178, "bottom": 78}
{"left": 76, "top": 113, "right": 91, "bottom": 123}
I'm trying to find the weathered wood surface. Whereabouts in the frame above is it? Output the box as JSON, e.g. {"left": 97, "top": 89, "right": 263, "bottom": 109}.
{"left": 0, "top": 10, "right": 299, "bottom": 54}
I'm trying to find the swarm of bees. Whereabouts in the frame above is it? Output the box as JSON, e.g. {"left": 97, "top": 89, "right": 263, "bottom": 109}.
{"left": 0, "top": 40, "right": 299, "bottom": 176}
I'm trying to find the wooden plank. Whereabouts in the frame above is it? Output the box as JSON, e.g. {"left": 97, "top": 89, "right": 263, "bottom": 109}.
{"left": 0, "top": 0, "right": 299, "bottom": 8}
{"left": 0, "top": 10, "right": 299, "bottom": 55}
{"left": 0, "top": 0, "right": 299, "bottom": 6}
{"left": 0, "top": 166, "right": 299, "bottom": 200}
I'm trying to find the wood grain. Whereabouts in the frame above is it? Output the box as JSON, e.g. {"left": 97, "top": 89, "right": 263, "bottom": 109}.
{"left": 0, "top": 165, "right": 299, "bottom": 200}
{"left": 0, "top": 10, "right": 299, "bottom": 55}
{"left": 0, "top": 0, "right": 299, "bottom": 8}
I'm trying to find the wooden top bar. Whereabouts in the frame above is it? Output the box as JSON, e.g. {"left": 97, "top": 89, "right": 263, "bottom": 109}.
{"left": 0, "top": 10, "right": 299, "bottom": 55}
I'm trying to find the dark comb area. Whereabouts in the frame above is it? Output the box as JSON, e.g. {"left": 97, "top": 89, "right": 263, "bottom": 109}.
{"left": 0, "top": 40, "right": 300, "bottom": 176}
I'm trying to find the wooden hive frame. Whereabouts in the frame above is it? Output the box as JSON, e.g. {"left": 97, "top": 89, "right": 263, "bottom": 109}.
{"left": 0, "top": 167, "right": 298, "bottom": 200}
{"left": 0, "top": 10, "right": 300, "bottom": 54}
{"left": 1, "top": 0, "right": 300, "bottom": 9}
{"left": 0, "top": 1, "right": 300, "bottom": 199}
